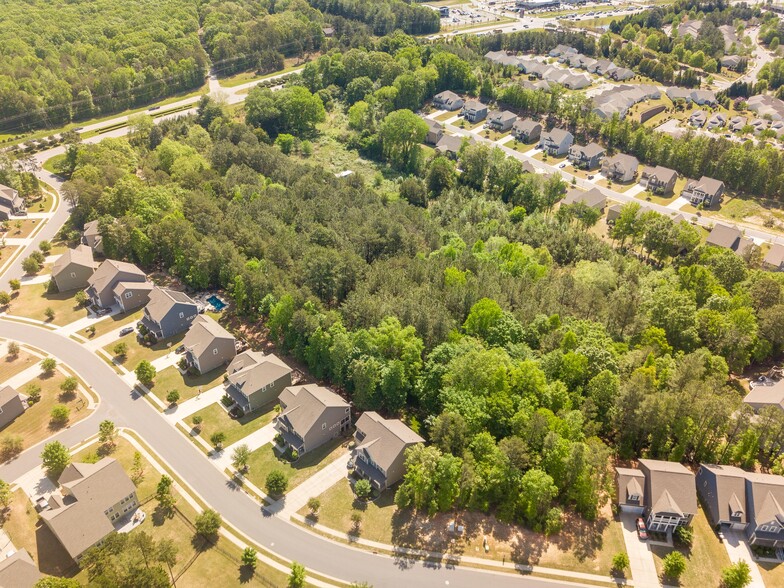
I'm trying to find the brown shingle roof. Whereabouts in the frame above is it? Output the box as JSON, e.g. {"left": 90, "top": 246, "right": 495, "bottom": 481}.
{"left": 0, "top": 549, "right": 41, "bottom": 588}
{"left": 227, "top": 351, "right": 292, "bottom": 396}
{"left": 52, "top": 245, "right": 94, "bottom": 277}
{"left": 355, "top": 412, "right": 424, "bottom": 473}
{"left": 640, "top": 459, "right": 697, "bottom": 517}
{"left": 143, "top": 287, "right": 196, "bottom": 323}
{"left": 278, "top": 384, "right": 348, "bottom": 436}
{"left": 706, "top": 224, "right": 742, "bottom": 249}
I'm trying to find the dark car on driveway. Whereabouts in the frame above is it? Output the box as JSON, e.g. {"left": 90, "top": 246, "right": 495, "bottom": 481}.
{"left": 636, "top": 517, "right": 649, "bottom": 540}
{"left": 119, "top": 326, "right": 134, "bottom": 336}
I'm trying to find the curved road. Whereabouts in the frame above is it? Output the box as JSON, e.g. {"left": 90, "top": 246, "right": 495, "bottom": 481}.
{"left": 0, "top": 321, "right": 589, "bottom": 588}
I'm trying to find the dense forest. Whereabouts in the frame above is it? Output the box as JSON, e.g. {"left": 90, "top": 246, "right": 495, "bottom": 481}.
{"left": 55, "top": 25, "right": 784, "bottom": 527}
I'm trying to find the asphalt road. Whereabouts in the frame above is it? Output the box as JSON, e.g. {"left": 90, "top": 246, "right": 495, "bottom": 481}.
{"left": 0, "top": 321, "right": 599, "bottom": 588}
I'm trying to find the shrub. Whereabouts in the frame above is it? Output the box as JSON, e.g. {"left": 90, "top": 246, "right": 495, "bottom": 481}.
{"left": 288, "top": 562, "right": 306, "bottom": 588}
{"left": 38, "top": 240, "right": 52, "bottom": 254}
{"left": 59, "top": 376, "right": 78, "bottom": 396}
{"left": 354, "top": 479, "right": 372, "bottom": 500}
{"left": 0, "top": 291, "right": 10, "bottom": 306}
{"left": 612, "top": 552, "right": 629, "bottom": 573}
{"left": 74, "top": 290, "right": 88, "bottom": 306}
{"left": 662, "top": 551, "right": 687, "bottom": 579}
{"left": 166, "top": 389, "right": 181, "bottom": 405}
{"left": 350, "top": 511, "right": 363, "bottom": 530}
{"left": 44, "top": 306, "right": 55, "bottom": 321}
{"left": 8, "top": 279, "right": 20, "bottom": 291}
{"left": 242, "top": 547, "right": 257, "bottom": 569}
{"left": 265, "top": 469, "right": 288, "bottom": 496}
{"left": 22, "top": 255, "right": 41, "bottom": 275}
{"left": 721, "top": 561, "right": 752, "bottom": 588}
{"left": 307, "top": 497, "right": 321, "bottom": 515}
{"left": 192, "top": 415, "right": 203, "bottom": 430}
{"left": 290, "top": 448, "right": 299, "bottom": 461}
{"left": 545, "top": 507, "right": 563, "bottom": 535}
{"left": 674, "top": 525, "right": 693, "bottom": 548}
{"left": 50, "top": 404, "right": 70, "bottom": 425}
{"left": 135, "top": 360, "right": 156, "bottom": 385}
{"left": 7, "top": 341, "right": 19, "bottom": 356}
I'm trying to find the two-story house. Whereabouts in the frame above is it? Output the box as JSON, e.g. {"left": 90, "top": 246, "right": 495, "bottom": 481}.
{"left": 352, "top": 412, "right": 423, "bottom": 491}
{"left": 763, "top": 243, "right": 784, "bottom": 272}
{"left": 562, "top": 187, "right": 606, "bottom": 211}
{"left": 0, "top": 549, "right": 40, "bottom": 587}
{"left": 81, "top": 220, "right": 104, "bottom": 255}
{"left": 616, "top": 459, "right": 697, "bottom": 534}
{"left": 601, "top": 153, "right": 639, "bottom": 183}
{"left": 682, "top": 176, "right": 725, "bottom": 207}
{"left": 461, "top": 99, "right": 487, "bottom": 123}
{"left": 0, "top": 183, "right": 26, "bottom": 220}
{"left": 140, "top": 287, "right": 199, "bottom": 341}
{"left": 225, "top": 350, "right": 292, "bottom": 414}
{"left": 639, "top": 165, "right": 678, "bottom": 195}
{"left": 432, "top": 91, "right": 464, "bottom": 111}
{"left": 0, "top": 385, "right": 25, "bottom": 430}
{"left": 85, "top": 259, "right": 152, "bottom": 310}
{"left": 424, "top": 118, "right": 444, "bottom": 145}
{"left": 705, "top": 223, "right": 753, "bottom": 257}
{"left": 182, "top": 315, "right": 236, "bottom": 374}
{"left": 512, "top": 119, "right": 542, "bottom": 143}
{"left": 538, "top": 128, "right": 573, "bottom": 157}
{"left": 567, "top": 142, "right": 605, "bottom": 170}
{"left": 40, "top": 458, "right": 138, "bottom": 562}
{"left": 274, "top": 384, "right": 350, "bottom": 455}
{"left": 51, "top": 245, "right": 96, "bottom": 293}
{"left": 486, "top": 110, "right": 517, "bottom": 133}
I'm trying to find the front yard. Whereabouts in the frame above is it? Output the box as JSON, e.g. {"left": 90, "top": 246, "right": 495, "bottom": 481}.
{"left": 0, "top": 348, "right": 38, "bottom": 382}
{"left": 650, "top": 506, "right": 730, "bottom": 588}
{"left": 2, "top": 218, "right": 42, "bottom": 239}
{"left": 150, "top": 365, "right": 226, "bottom": 406}
{"left": 85, "top": 308, "right": 144, "bottom": 339}
{"left": 245, "top": 438, "right": 348, "bottom": 493}
{"left": 302, "top": 479, "right": 626, "bottom": 575}
{"left": 190, "top": 402, "right": 276, "bottom": 449}
{"left": 1, "top": 372, "right": 91, "bottom": 448}
{"left": 597, "top": 179, "right": 636, "bottom": 192}
{"left": 103, "top": 331, "right": 185, "bottom": 370}
{"left": 8, "top": 284, "right": 89, "bottom": 326}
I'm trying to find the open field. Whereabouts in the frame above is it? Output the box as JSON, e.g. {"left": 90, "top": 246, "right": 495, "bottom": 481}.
{"left": 218, "top": 58, "right": 307, "bottom": 88}
{"left": 9, "top": 284, "right": 88, "bottom": 326}
{"left": 245, "top": 437, "right": 348, "bottom": 493}
{"left": 303, "top": 478, "right": 625, "bottom": 575}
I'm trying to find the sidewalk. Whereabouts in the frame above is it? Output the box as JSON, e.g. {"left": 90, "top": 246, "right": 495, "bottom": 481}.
{"left": 56, "top": 310, "right": 115, "bottom": 337}
{"left": 2, "top": 363, "right": 44, "bottom": 389}
{"left": 267, "top": 453, "right": 350, "bottom": 517}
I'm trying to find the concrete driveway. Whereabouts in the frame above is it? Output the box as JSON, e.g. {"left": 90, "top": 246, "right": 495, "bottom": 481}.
{"left": 724, "top": 530, "right": 766, "bottom": 588}
{"left": 620, "top": 511, "right": 660, "bottom": 588}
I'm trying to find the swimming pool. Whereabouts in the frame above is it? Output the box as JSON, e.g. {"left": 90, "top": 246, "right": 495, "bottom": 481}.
{"left": 207, "top": 295, "right": 226, "bottom": 311}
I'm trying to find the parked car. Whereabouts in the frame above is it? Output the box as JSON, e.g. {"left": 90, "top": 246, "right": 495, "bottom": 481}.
{"left": 587, "top": 174, "right": 595, "bottom": 180}
{"left": 96, "top": 307, "right": 112, "bottom": 316}
{"left": 175, "top": 344, "right": 185, "bottom": 354}
{"left": 558, "top": 162, "right": 567, "bottom": 168}
{"left": 636, "top": 517, "right": 649, "bottom": 540}
{"left": 119, "top": 326, "right": 134, "bottom": 336}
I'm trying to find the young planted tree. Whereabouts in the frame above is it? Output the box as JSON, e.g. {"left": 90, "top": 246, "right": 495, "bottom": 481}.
{"left": 135, "top": 360, "right": 156, "bottom": 385}
{"left": 7, "top": 341, "right": 19, "bottom": 356}
{"left": 131, "top": 451, "right": 145, "bottom": 485}
{"left": 113, "top": 341, "right": 128, "bottom": 358}
{"left": 265, "top": 469, "right": 288, "bottom": 497}
{"left": 98, "top": 420, "right": 117, "bottom": 448}
{"left": 231, "top": 444, "right": 251, "bottom": 473}
{"left": 241, "top": 547, "right": 257, "bottom": 570}
{"left": 50, "top": 404, "right": 70, "bottom": 426}
{"left": 611, "top": 552, "right": 629, "bottom": 573}
{"left": 41, "top": 357, "right": 56, "bottom": 374}
{"left": 156, "top": 475, "right": 177, "bottom": 512}
{"left": 192, "top": 415, "right": 203, "bottom": 432}
{"left": 41, "top": 441, "right": 71, "bottom": 478}
{"left": 0, "top": 479, "right": 12, "bottom": 510}
{"left": 210, "top": 431, "right": 226, "bottom": 450}
{"left": 0, "top": 291, "right": 10, "bottom": 306}
{"left": 59, "top": 376, "right": 79, "bottom": 398}
{"left": 195, "top": 509, "right": 222, "bottom": 539}
{"left": 166, "top": 389, "right": 180, "bottom": 405}
{"left": 44, "top": 306, "right": 55, "bottom": 321}
{"left": 8, "top": 279, "right": 20, "bottom": 292}
{"left": 662, "top": 551, "right": 686, "bottom": 580}
{"left": 288, "top": 562, "right": 306, "bottom": 588}
{"left": 354, "top": 478, "right": 372, "bottom": 500}
{"left": 721, "top": 561, "right": 752, "bottom": 588}
{"left": 307, "top": 497, "right": 321, "bottom": 516}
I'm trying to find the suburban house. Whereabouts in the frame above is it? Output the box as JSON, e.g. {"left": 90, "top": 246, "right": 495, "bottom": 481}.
{"left": 486, "top": 110, "right": 517, "bottom": 132}
{"left": 512, "top": 118, "right": 542, "bottom": 143}
{"left": 616, "top": 459, "right": 697, "bottom": 533}
{"left": 0, "top": 183, "right": 25, "bottom": 220}
{"left": 763, "top": 243, "right": 784, "bottom": 271}
{"left": 51, "top": 244, "right": 95, "bottom": 293}
{"left": 592, "top": 84, "right": 660, "bottom": 120}
{"left": 689, "top": 110, "right": 707, "bottom": 128}
{"left": 424, "top": 118, "right": 444, "bottom": 145}
{"left": 721, "top": 55, "right": 743, "bottom": 70}
{"left": 140, "top": 287, "right": 199, "bottom": 340}
{"left": 707, "top": 113, "right": 727, "bottom": 130}
{"left": 461, "top": 99, "right": 487, "bottom": 123}
{"left": 432, "top": 90, "right": 464, "bottom": 111}
{"left": 538, "top": 128, "right": 573, "bottom": 156}
{"left": 549, "top": 44, "right": 577, "bottom": 57}
{"left": 639, "top": 165, "right": 678, "bottom": 195}
{"left": 601, "top": 153, "right": 639, "bottom": 183}
{"left": 562, "top": 187, "right": 606, "bottom": 211}
{"left": 81, "top": 219, "right": 104, "bottom": 254}
{"left": 609, "top": 67, "right": 634, "bottom": 81}
{"left": 352, "top": 412, "right": 424, "bottom": 491}
{"left": 743, "top": 378, "right": 784, "bottom": 413}
{"left": 729, "top": 116, "right": 747, "bottom": 132}
{"left": 681, "top": 176, "right": 725, "bottom": 207}
{"left": 706, "top": 223, "right": 754, "bottom": 257}
{"left": 85, "top": 259, "right": 151, "bottom": 310}
{"left": 40, "top": 458, "right": 138, "bottom": 562}
{"left": 697, "top": 464, "right": 784, "bottom": 548}
{"left": 0, "top": 385, "right": 25, "bottom": 430}
{"left": 665, "top": 88, "right": 717, "bottom": 106}
{"left": 225, "top": 350, "right": 292, "bottom": 414}
{"left": 567, "top": 142, "right": 605, "bottom": 170}
{"left": 274, "top": 384, "right": 351, "bottom": 455}
{"left": 747, "top": 94, "right": 784, "bottom": 121}
{"left": 0, "top": 549, "right": 40, "bottom": 588}
{"left": 435, "top": 134, "right": 474, "bottom": 159}
{"left": 751, "top": 118, "right": 770, "bottom": 134}
{"left": 484, "top": 50, "right": 523, "bottom": 68}
{"left": 182, "top": 315, "right": 236, "bottom": 374}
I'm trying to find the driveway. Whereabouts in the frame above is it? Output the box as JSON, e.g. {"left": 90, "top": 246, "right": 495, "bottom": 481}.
{"left": 620, "top": 511, "right": 660, "bottom": 588}
{"left": 724, "top": 530, "right": 766, "bottom": 588}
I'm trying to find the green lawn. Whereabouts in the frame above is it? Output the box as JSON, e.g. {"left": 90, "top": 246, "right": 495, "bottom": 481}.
{"left": 1, "top": 372, "right": 91, "bottom": 448}
{"left": 103, "top": 331, "right": 185, "bottom": 370}
{"left": 150, "top": 365, "right": 226, "bottom": 406}
{"left": 218, "top": 62, "right": 304, "bottom": 88}
{"left": 85, "top": 308, "right": 144, "bottom": 339}
{"left": 42, "top": 154, "right": 65, "bottom": 174}
{"left": 635, "top": 190, "right": 678, "bottom": 206}
{"left": 532, "top": 151, "right": 567, "bottom": 165}
{"left": 434, "top": 111, "right": 458, "bottom": 121}
{"left": 3, "top": 218, "right": 43, "bottom": 239}
{"left": 597, "top": 179, "right": 635, "bottom": 192}
{"left": 245, "top": 438, "right": 348, "bottom": 494}
{"left": 0, "top": 349, "right": 38, "bottom": 382}
{"left": 191, "top": 402, "right": 276, "bottom": 448}
{"left": 8, "top": 284, "right": 89, "bottom": 326}
{"left": 650, "top": 506, "right": 730, "bottom": 588}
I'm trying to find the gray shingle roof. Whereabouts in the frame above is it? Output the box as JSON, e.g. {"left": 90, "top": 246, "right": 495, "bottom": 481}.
{"left": 640, "top": 458, "right": 698, "bottom": 518}
{"left": 183, "top": 315, "right": 235, "bottom": 357}
{"left": 144, "top": 287, "right": 197, "bottom": 324}
{"left": 278, "top": 384, "right": 349, "bottom": 436}
{"left": 227, "top": 351, "right": 292, "bottom": 396}
{"left": 355, "top": 412, "right": 423, "bottom": 473}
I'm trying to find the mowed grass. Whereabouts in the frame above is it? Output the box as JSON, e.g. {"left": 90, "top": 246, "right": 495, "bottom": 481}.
{"left": 650, "top": 506, "right": 730, "bottom": 588}
{"left": 150, "top": 365, "right": 226, "bottom": 406}
{"left": 0, "top": 349, "right": 38, "bottom": 382}
{"left": 103, "top": 331, "right": 185, "bottom": 370}
{"left": 85, "top": 308, "right": 144, "bottom": 339}
{"left": 4, "top": 219, "right": 43, "bottom": 239}
{"left": 9, "top": 283, "right": 89, "bottom": 326}
{"left": 1, "top": 372, "right": 92, "bottom": 447}
{"left": 245, "top": 437, "right": 348, "bottom": 493}
{"left": 191, "top": 402, "right": 276, "bottom": 448}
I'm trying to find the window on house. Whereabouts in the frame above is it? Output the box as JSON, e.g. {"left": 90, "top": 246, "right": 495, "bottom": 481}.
{"left": 629, "top": 494, "right": 639, "bottom": 501}
{"left": 213, "top": 348, "right": 218, "bottom": 355}
{"left": 322, "top": 423, "right": 327, "bottom": 430}
{"left": 124, "top": 291, "right": 133, "bottom": 299}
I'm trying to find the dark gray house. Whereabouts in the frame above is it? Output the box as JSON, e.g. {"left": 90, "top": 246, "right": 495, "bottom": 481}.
{"left": 352, "top": 412, "right": 424, "bottom": 491}
{"left": 225, "top": 351, "right": 292, "bottom": 414}
{"left": 512, "top": 118, "right": 542, "bottom": 143}
{"left": 182, "top": 315, "right": 236, "bottom": 374}
{"left": 140, "top": 287, "right": 199, "bottom": 340}
{"left": 0, "top": 385, "right": 25, "bottom": 430}
{"left": 274, "top": 384, "right": 350, "bottom": 455}
{"left": 0, "top": 183, "right": 26, "bottom": 220}
{"left": 567, "top": 142, "right": 605, "bottom": 170}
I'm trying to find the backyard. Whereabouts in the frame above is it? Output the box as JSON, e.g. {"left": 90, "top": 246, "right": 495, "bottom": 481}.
{"left": 190, "top": 402, "right": 276, "bottom": 449}
{"left": 8, "top": 283, "right": 89, "bottom": 326}
{"left": 302, "top": 479, "right": 626, "bottom": 575}
{"left": 150, "top": 365, "right": 226, "bottom": 406}
{"left": 245, "top": 437, "right": 348, "bottom": 494}
{"left": 1, "top": 372, "right": 92, "bottom": 447}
